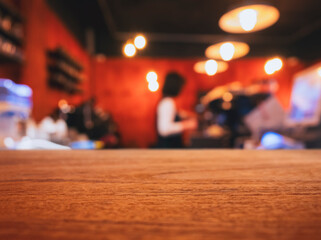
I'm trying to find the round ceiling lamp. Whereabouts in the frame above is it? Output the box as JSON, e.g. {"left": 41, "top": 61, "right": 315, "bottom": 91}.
{"left": 205, "top": 60, "right": 218, "bottom": 76}
{"left": 194, "top": 60, "right": 229, "bottom": 76}
{"left": 264, "top": 57, "right": 283, "bottom": 75}
{"left": 134, "top": 34, "right": 147, "bottom": 49}
{"left": 205, "top": 41, "right": 250, "bottom": 61}
{"left": 146, "top": 71, "right": 158, "bottom": 82}
{"left": 123, "top": 43, "right": 136, "bottom": 57}
{"left": 148, "top": 81, "right": 159, "bottom": 92}
{"left": 219, "top": 2, "right": 280, "bottom": 33}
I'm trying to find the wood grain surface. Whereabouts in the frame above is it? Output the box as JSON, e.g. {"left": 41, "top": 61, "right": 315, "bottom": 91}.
{"left": 0, "top": 150, "right": 321, "bottom": 240}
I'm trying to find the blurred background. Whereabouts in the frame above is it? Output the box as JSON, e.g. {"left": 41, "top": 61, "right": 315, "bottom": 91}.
{"left": 0, "top": 0, "right": 321, "bottom": 149}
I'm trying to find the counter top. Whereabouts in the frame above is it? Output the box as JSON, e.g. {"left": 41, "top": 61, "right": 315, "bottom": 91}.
{"left": 1, "top": 150, "right": 321, "bottom": 239}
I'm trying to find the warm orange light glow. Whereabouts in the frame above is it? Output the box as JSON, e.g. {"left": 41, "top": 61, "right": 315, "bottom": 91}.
{"left": 287, "top": 57, "right": 299, "bottom": 66}
{"left": 123, "top": 43, "right": 136, "bottom": 57}
{"left": 222, "top": 92, "right": 233, "bottom": 102}
{"left": 58, "top": 99, "right": 68, "bottom": 109}
{"left": 239, "top": 9, "right": 257, "bottom": 31}
{"left": 95, "top": 54, "right": 106, "bottom": 62}
{"left": 265, "top": 57, "right": 283, "bottom": 75}
{"left": 205, "top": 60, "right": 218, "bottom": 76}
{"left": 219, "top": 42, "right": 235, "bottom": 61}
{"left": 194, "top": 60, "right": 228, "bottom": 75}
{"left": 134, "top": 35, "right": 146, "bottom": 49}
{"left": 58, "top": 99, "right": 71, "bottom": 113}
{"left": 146, "top": 71, "right": 157, "bottom": 82}
{"left": 148, "top": 81, "right": 159, "bottom": 92}
{"left": 318, "top": 67, "right": 321, "bottom": 77}
{"left": 219, "top": 4, "right": 280, "bottom": 33}
{"left": 222, "top": 101, "right": 232, "bottom": 110}
{"left": 205, "top": 41, "right": 250, "bottom": 61}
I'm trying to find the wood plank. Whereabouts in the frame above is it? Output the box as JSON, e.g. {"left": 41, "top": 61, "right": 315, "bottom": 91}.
{"left": 0, "top": 150, "right": 321, "bottom": 240}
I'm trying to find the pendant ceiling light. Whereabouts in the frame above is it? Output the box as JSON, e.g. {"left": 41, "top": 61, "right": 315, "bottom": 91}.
{"left": 205, "top": 41, "right": 250, "bottom": 61}
{"left": 194, "top": 60, "right": 229, "bottom": 76}
{"left": 219, "top": 1, "right": 280, "bottom": 33}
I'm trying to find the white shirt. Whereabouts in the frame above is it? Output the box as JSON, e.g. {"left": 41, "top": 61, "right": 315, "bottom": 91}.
{"left": 157, "top": 97, "right": 184, "bottom": 137}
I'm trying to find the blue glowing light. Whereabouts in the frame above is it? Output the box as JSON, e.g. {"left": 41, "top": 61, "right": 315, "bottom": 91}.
{"left": 70, "top": 141, "right": 96, "bottom": 149}
{"left": 261, "top": 132, "right": 284, "bottom": 149}
{"left": 0, "top": 79, "right": 33, "bottom": 97}
{"left": 3, "top": 79, "right": 13, "bottom": 89}
{"left": 15, "top": 84, "right": 33, "bottom": 97}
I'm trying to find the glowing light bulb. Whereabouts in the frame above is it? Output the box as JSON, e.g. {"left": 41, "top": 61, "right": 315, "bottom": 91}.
{"left": 146, "top": 71, "right": 157, "bottom": 82}
{"left": 205, "top": 60, "right": 218, "bottom": 76}
{"left": 222, "top": 92, "right": 233, "bottom": 102}
{"left": 265, "top": 57, "right": 283, "bottom": 75}
{"left": 222, "top": 102, "right": 232, "bottom": 110}
{"left": 148, "top": 80, "right": 159, "bottom": 92}
{"left": 219, "top": 42, "right": 235, "bottom": 61}
{"left": 273, "top": 58, "right": 283, "bottom": 71}
{"left": 239, "top": 9, "right": 258, "bottom": 31}
{"left": 134, "top": 35, "right": 146, "bottom": 49}
{"left": 265, "top": 62, "right": 274, "bottom": 75}
{"left": 58, "top": 99, "right": 68, "bottom": 108}
{"left": 123, "top": 43, "right": 136, "bottom": 57}
{"left": 318, "top": 67, "right": 321, "bottom": 77}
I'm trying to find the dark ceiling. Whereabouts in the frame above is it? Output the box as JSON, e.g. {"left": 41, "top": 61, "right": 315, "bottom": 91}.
{"left": 47, "top": 0, "right": 321, "bottom": 60}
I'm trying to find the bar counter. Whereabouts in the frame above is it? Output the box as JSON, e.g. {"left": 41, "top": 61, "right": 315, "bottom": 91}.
{"left": 1, "top": 150, "right": 321, "bottom": 239}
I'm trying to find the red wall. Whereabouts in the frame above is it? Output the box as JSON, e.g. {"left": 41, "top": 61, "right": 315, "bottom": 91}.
{"left": 91, "top": 58, "right": 200, "bottom": 148}
{"left": 0, "top": 0, "right": 91, "bottom": 121}
{"left": 92, "top": 57, "right": 304, "bottom": 148}
{"left": 20, "top": 0, "right": 92, "bottom": 121}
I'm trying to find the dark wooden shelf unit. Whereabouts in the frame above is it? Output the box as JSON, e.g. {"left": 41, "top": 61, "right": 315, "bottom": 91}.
{"left": 47, "top": 48, "right": 83, "bottom": 71}
{"left": 0, "top": 0, "right": 24, "bottom": 64}
{"left": 0, "top": 1, "right": 23, "bottom": 22}
{"left": 47, "top": 47, "right": 84, "bottom": 95}
{"left": 0, "top": 24, "right": 23, "bottom": 46}
{"left": 47, "top": 63, "right": 83, "bottom": 83}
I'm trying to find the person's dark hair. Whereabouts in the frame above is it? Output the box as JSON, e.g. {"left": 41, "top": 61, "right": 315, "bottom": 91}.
{"left": 162, "top": 72, "right": 185, "bottom": 97}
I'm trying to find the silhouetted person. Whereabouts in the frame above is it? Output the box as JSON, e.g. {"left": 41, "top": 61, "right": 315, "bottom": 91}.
{"left": 156, "top": 72, "right": 197, "bottom": 148}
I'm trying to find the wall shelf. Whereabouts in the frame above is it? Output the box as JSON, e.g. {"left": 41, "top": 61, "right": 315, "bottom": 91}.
{"left": 47, "top": 47, "right": 83, "bottom": 71}
{"left": 0, "top": 0, "right": 24, "bottom": 65}
{"left": 0, "top": 25, "right": 23, "bottom": 46}
{"left": 47, "top": 47, "right": 84, "bottom": 95}
{"left": 0, "top": 1, "right": 23, "bottom": 22}
{"left": 47, "top": 63, "right": 83, "bottom": 83}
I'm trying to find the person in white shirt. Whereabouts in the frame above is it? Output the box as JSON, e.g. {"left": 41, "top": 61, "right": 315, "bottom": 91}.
{"left": 157, "top": 72, "right": 197, "bottom": 148}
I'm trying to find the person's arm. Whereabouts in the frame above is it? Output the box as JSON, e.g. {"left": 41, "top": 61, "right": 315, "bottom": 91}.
{"left": 157, "top": 98, "right": 196, "bottom": 137}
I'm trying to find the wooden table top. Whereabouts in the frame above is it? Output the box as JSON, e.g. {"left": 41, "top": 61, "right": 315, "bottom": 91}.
{"left": 1, "top": 150, "right": 321, "bottom": 240}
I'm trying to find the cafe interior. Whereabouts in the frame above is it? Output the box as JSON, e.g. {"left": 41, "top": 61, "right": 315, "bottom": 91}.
{"left": 0, "top": 0, "right": 321, "bottom": 150}
{"left": 1, "top": 1, "right": 321, "bottom": 239}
